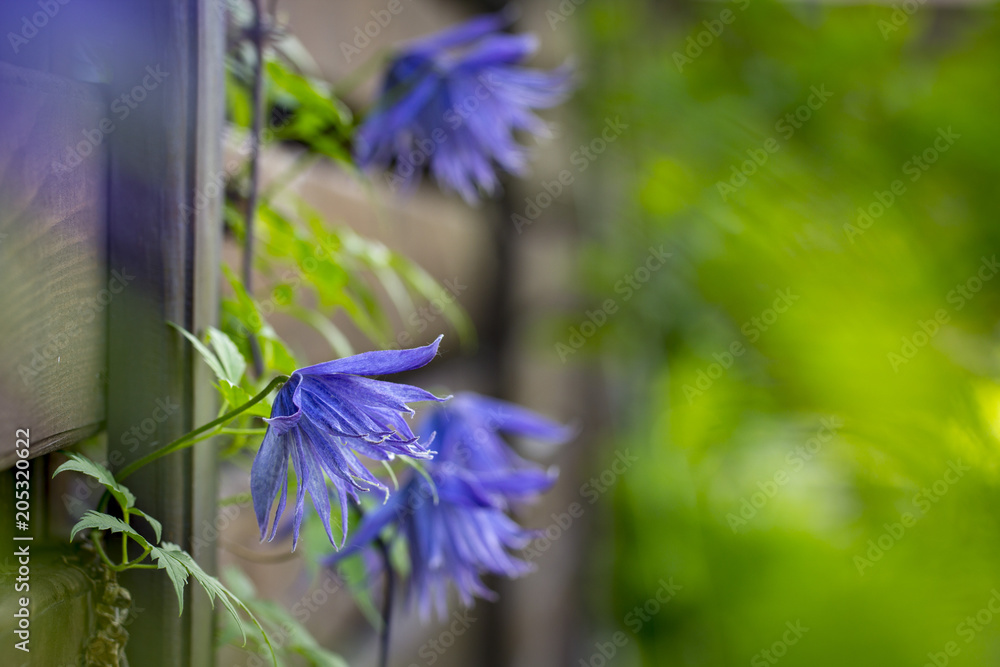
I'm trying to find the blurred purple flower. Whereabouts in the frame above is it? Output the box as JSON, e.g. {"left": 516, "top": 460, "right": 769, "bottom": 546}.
{"left": 326, "top": 394, "right": 571, "bottom": 618}
{"left": 327, "top": 467, "right": 547, "bottom": 619}
{"left": 433, "top": 392, "right": 572, "bottom": 464}
{"left": 251, "top": 336, "right": 447, "bottom": 549}
{"left": 426, "top": 392, "right": 572, "bottom": 504}
{"left": 355, "top": 12, "right": 573, "bottom": 203}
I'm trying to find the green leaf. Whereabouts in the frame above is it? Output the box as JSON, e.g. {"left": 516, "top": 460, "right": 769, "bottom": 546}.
{"left": 222, "top": 265, "right": 264, "bottom": 335}
{"left": 391, "top": 252, "right": 475, "bottom": 347}
{"left": 149, "top": 543, "right": 191, "bottom": 614}
{"left": 54, "top": 453, "right": 136, "bottom": 513}
{"left": 264, "top": 59, "right": 353, "bottom": 165}
{"left": 225, "top": 68, "right": 253, "bottom": 128}
{"left": 129, "top": 508, "right": 163, "bottom": 543}
{"left": 154, "top": 543, "right": 276, "bottom": 665}
{"left": 69, "top": 510, "right": 149, "bottom": 548}
{"left": 169, "top": 322, "right": 230, "bottom": 384}
{"left": 258, "top": 328, "right": 299, "bottom": 377}
{"left": 207, "top": 326, "right": 247, "bottom": 386}
{"left": 218, "top": 382, "right": 272, "bottom": 418}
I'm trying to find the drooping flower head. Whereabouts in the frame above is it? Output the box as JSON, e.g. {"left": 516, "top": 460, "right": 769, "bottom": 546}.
{"left": 326, "top": 394, "right": 571, "bottom": 619}
{"left": 355, "top": 12, "right": 573, "bottom": 203}
{"left": 251, "top": 336, "right": 447, "bottom": 549}
{"left": 328, "top": 466, "right": 548, "bottom": 620}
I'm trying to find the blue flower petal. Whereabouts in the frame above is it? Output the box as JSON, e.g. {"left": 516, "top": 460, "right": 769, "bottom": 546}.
{"left": 251, "top": 427, "right": 291, "bottom": 541}
{"left": 297, "top": 335, "right": 442, "bottom": 377}
{"left": 451, "top": 34, "right": 539, "bottom": 71}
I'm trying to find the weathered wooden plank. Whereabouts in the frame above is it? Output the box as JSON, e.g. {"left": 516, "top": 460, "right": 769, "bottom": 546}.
{"left": 0, "top": 61, "right": 107, "bottom": 469}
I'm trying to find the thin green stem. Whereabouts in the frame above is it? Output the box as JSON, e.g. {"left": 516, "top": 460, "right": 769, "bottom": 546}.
{"left": 116, "top": 375, "right": 288, "bottom": 482}
{"left": 93, "top": 527, "right": 155, "bottom": 572}
{"left": 377, "top": 538, "right": 394, "bottom": 667}
{"left": 177, "top": 428, "right": 229, "bottom": 452}
{"left": 402, "top": 457, "right": 438, "bottom": 504}
{"left": 349, "top": 498, "right": 395, "bottom": 667}
{"left": 380, "top": 460, "right": 399, "bottom": 490}
{"left": 122, "top": 513, "right": 129, "bottom": 565}
{"left": 220, "top": 428, "right": 267, "bottom": 435}
{"left": 93, "top": 533, "right": 118, "bottom": 571}
{"left": 123, "top": 547, "right": 152, "bottom": 568}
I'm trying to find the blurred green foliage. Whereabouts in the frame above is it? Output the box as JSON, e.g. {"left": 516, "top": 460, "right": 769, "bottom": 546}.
{"left": 222, "top": 33, "right": 472, "bottom": 363}
{"left": 573, "top": 1, "right": 1000, "bottom": 665}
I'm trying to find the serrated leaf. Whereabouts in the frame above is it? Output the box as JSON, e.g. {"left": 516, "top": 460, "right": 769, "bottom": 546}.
{"left": 154, "top": 543, "right": 276, "bottom": 665}
{"left": 149, "top": 544, "right": 190, "bottom": 614}
{"left": 207, "top": 326, "right": 247, "bottom": 386}
{"left": 54, "top": 453, "right": 136, "bottom": 513}
{"left": 169, "top": 322, "right": 229, "bottom": 384}
{"left": 70, "top": 510, "right": 149, "bottom": 549}
{"left": 130, "top": 508, "right": 163, "bottom": 543}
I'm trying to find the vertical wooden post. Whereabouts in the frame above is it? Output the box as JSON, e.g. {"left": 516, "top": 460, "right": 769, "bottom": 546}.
{"left": 190, "top": 0, "right": 226, "bottom": 661}
{"left": 102, "top": 1, "right": 224, "bottom": 666}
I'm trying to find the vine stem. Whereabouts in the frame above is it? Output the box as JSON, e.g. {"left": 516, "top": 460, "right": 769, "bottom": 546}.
{"left": 349, "top": 499, "right": 395, "bottom": 667}
{"left": 93, "top": 533, "right": 157, "bottom": 572}
{"left": 376, "top": 537, "right": 395, "bottom": 667}
{"left": 116, "top": 375, "right": 288, "bottom": 482}
{"left": 351, "top": 499, "right": 396, "bottom": 667}
{"left": 122, "top": 513, "right": 129, "bottom": 564}
{"left": 97, "top": 374, "right": 287, "bottom": 534}
{"left": 93, "top": 532, "right": 118, "bottom": 570}
{"left": 123, "top": 547, "right": 152, "bottom": 568}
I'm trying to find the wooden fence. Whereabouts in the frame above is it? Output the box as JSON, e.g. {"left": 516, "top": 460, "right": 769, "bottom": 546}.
{"left": 0, "top": 1, "right": 224, "bottom": 665}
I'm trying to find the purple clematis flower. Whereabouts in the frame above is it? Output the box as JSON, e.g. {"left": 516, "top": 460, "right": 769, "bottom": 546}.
{"left": 355, "top": 12, "right": 573, "bottom": 203}
{"left": 251, "top": 336, "right": 447, "bottom": 549}
{"left": 326, "top": 394, "right": 570, "bottom": 618}
{"left": 327, "top": 466, "right": 548, "bottom": 620}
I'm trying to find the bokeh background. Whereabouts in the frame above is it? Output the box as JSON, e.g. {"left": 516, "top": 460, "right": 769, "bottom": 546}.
{"left": 221, "top": 0, "right": 1000, "bottom": 666}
